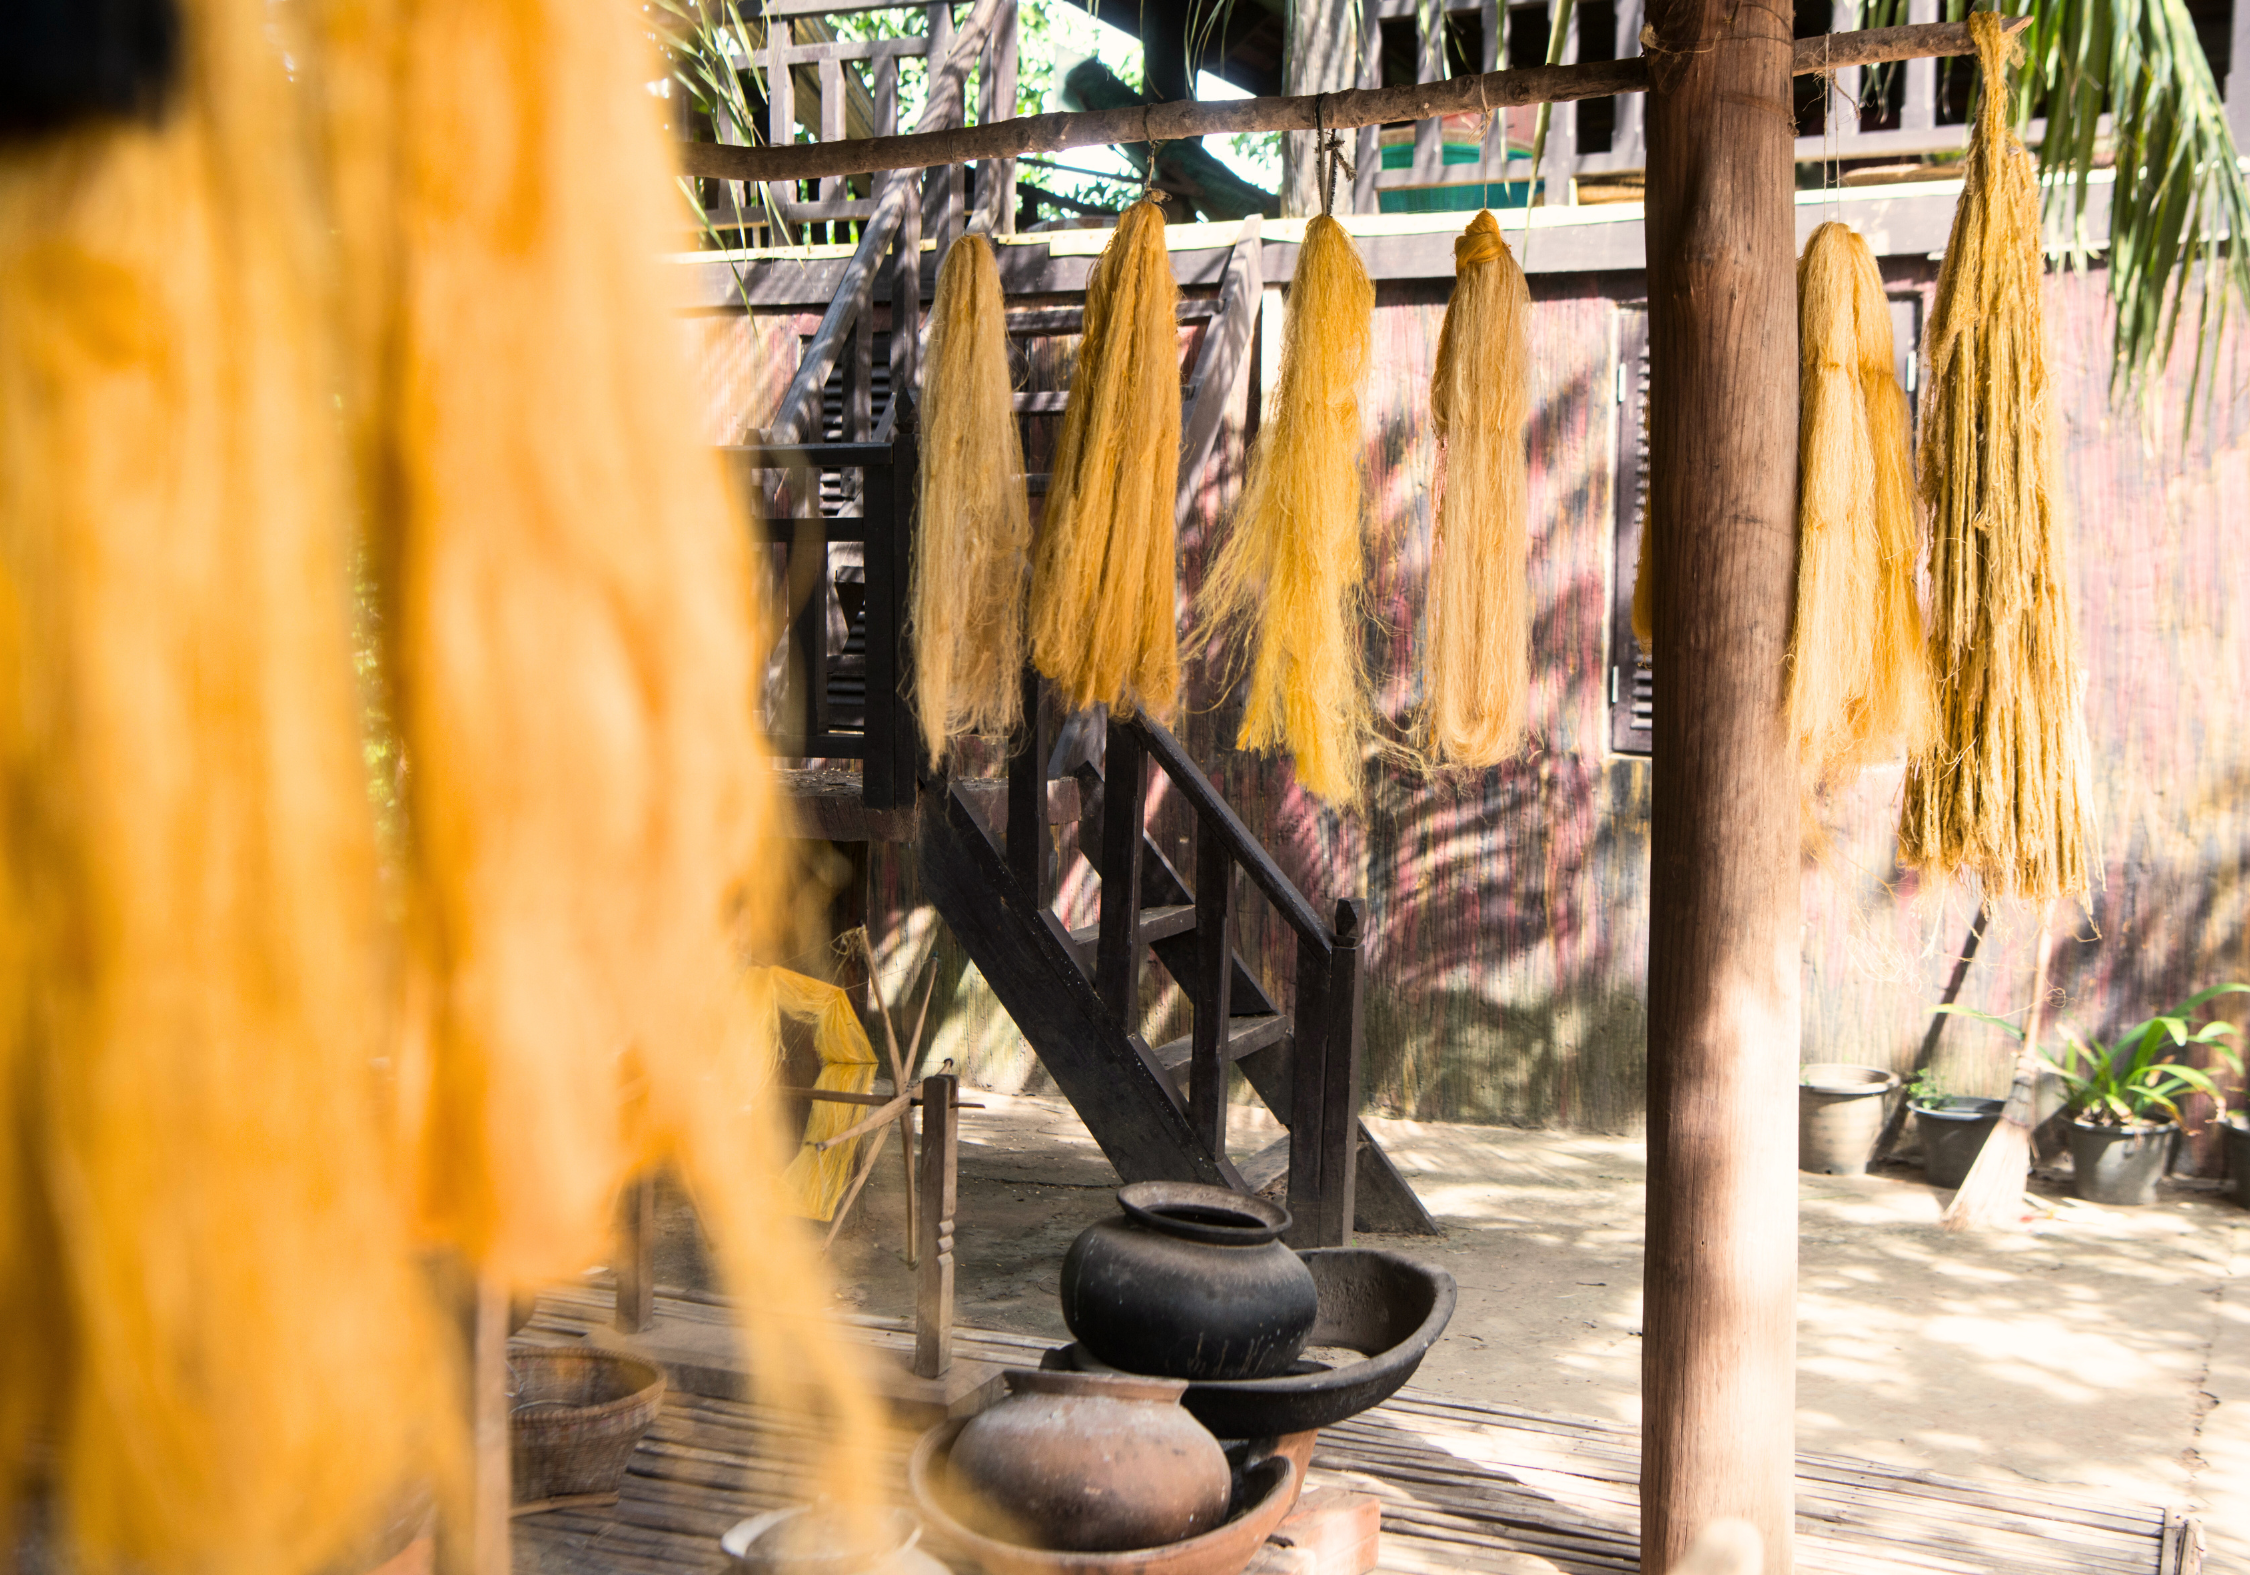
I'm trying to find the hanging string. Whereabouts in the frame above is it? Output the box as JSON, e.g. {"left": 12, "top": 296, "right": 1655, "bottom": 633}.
{"left": 1823, "top": 33, "right": 1839, "bottom": 224}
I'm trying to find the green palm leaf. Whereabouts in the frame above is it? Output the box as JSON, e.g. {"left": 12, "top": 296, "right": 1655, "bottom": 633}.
{"left": 1865, "top": 0, "right": 2250, "bottom": 425}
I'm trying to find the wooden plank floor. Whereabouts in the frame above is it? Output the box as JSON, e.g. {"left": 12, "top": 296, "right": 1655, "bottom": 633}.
{"left": 513, "top": 1293, "right": 2197, "bottom": 1575}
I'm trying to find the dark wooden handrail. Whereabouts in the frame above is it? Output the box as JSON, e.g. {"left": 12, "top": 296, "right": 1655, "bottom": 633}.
{"left": 1124, "top": 716, "right": 1332, "bottom": 958}
{"left": 727, "top": 442, "right": 898, "bottom": 467}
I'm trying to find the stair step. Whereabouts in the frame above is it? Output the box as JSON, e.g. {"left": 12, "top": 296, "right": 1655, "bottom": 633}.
{"left": 1235, "top": 1135, "right": 1291, "bottom": 1195}
{"left": 1065, "top": 903, "right": 1199, "bottom": 960}
{"left": 1150, "top": 1014, "right": 1289, "bottom": 1073}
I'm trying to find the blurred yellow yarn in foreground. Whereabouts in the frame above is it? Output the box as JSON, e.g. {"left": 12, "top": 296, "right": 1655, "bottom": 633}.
{"left": 0, "top": 0, "right": 886, "bottom": 1567}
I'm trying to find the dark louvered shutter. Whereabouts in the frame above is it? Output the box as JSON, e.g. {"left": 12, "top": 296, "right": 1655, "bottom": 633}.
{"left": 1607, "top": 291, "right": 1921, "bottom": 758}
{"left": 1609, "top": 306, "right": 1653, "bottom": 756}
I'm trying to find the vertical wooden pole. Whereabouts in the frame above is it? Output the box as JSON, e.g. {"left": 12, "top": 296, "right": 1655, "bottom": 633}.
{"left": 1096, "top": 728, "right": 1147, "bottom": 1021}
{"left": 1284, "top": 900, "right": 1364, "bottom": 1250}
{"left": 471, "top": 1277, "right": 512, "bottom": 1574}
{"left": 1189, "top": 829, "right": 1234, "bottom": 1156}
{"left": 1007, "top": 667, "right": 1051, "bottom": 904}
{"left": 1638, "top": 0, "right": 1800, "bottom": 1564}
{"left": 614, "top": 1171, "right": 657, "bottom": 1335}
{"left": 914, "top": 1073, "right": 959, "bottom": 1379}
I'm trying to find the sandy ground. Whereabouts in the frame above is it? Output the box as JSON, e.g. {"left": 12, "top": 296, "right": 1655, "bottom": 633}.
{"left": 786, "top": 1092, "right": 2250, "bottom": 1566}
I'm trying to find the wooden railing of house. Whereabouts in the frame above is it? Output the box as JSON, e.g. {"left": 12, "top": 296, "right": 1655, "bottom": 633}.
{"left": 1348, "top": 0, "right": 2140, "bottom": 211}
{"left": 734, "top": 428, "right": 921, "bottom": 811}
{"left": 721, "top": 0, "right": 1019, "bottom": 453}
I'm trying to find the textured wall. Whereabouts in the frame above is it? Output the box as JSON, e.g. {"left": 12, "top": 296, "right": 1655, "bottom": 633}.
{"left": 719, "top": 255, "right": 2250, "bottom": 1164}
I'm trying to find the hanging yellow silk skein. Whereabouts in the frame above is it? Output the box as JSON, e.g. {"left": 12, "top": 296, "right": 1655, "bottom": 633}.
{"left": 323, "top": 0, "right": 885, "bottom": 1512}
{"left": 1785, "top": 221, "right": 1935, "bottom": 788}
{"left": 1199, "top": 214, "right": 1375, "bottom": 807}
{"left": 1424, "top": 211, "right": 1533, "bottom": 766}
{"left": 914, "top": 233, "right": 1032, "bottom": 757}
{"left": 1898, "top": 11, "right": 2093, "bottom": 901}
{"left": 0, "top": 2, "right": 448, "bottom": 1569}
{"left": 1029, "top": 198, "right": 1182, "bottom": 719}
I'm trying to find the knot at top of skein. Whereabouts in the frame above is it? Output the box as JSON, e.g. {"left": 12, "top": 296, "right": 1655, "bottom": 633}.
{"left": 1454, "top": 209, "right": 1509, "bottom": 271}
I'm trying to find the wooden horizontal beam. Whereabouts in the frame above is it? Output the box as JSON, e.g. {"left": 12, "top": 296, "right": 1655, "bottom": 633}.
{"left": 678, "top": 18, "right": 2024, "bottom": 185}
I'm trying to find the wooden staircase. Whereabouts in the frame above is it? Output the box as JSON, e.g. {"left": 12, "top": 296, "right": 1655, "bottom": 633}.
{"left": 916, "top": 698, "right": 1437, "bottom": 1248}
{"left": 746, "top": 205, "right": 1434, "bottom": 1247}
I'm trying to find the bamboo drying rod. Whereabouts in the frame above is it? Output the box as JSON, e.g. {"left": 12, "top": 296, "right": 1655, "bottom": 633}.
{"left": 680, "top": 17, "right": 2025, "bottom": 185}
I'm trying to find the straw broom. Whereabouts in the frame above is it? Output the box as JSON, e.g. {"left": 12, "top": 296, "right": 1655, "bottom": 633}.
{"left": 1424, "top": 210, "right": 1533, "bottom": 766}
{"left": 1943, "top": 908, "right": 2054, "bottom": 1230}
{"left": 1029, "top": 198, "right": 1182, "bottom": 719}
{"left": 913, "top": 232, "right": 1032, "bottom": 758}
{"left": 1198, "top": 213, "right": 1376, "bottom": 805}
{"left": 1898, "top": 10, "right": 2093, "bottom": 902}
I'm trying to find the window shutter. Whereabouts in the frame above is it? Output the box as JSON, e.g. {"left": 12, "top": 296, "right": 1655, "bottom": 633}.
{"left": 1607, "top": 290, "right": 1920, "bottom": 760}
{"left": 1609, "top": 306, "right": 1653, "bottom": 756}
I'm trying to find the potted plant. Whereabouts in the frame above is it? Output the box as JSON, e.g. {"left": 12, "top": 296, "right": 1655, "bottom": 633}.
{"left": 2228, "top": 1092, "right": 2250, "bottom": 1212}
{"left": 1799, "top": 1062, "right": 1900, "bottom": 1176}
{"left": 1903, "top": 1068, "right": 2006, "bottom": 1191}
{"left": 2044, "top": 986, "right": 2246, "bottom": 1206}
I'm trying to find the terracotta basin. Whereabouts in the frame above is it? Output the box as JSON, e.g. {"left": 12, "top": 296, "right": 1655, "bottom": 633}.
{"left": 908, "top": 1420, "right": 1299, "bottom": 1575}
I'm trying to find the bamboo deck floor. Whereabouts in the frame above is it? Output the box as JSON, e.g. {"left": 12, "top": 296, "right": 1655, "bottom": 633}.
{"left": 512, "top": 1292, "right": 2200, "bottom": 1575}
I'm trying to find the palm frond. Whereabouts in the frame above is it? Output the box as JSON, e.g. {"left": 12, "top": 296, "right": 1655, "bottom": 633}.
{"left": 1859, "top": 0, "right": 2250, "bottom": 427}
{"left": 2010, "top": 0, "right": 2250, "bottom": 423}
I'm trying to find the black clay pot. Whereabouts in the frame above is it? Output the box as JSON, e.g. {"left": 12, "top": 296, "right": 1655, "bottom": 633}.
{"left": 2228, "top": 1118, "right": 2250, "bottom": 1211}
{"left": 1060, "top": 1183, "right": 1319, "bottom": 1381}
{"left": 1911, "top": 1096, "right": 2006, "bottom": 1190}
{"left": 2069, "top": 1120, "right": 2177, "bottom": 1206}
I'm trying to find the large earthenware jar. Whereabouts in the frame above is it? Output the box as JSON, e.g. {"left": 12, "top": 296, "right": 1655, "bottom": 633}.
{"left": 1060, "top": 1182, "right": 1318, "bottom": 1381}
{"left": 945, "top": 1370, "right": 1230, "bottom": 1552}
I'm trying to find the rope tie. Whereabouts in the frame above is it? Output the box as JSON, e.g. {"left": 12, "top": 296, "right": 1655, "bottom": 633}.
{"left": 1454, "top": 208, "right": 1508, "bottom": 271}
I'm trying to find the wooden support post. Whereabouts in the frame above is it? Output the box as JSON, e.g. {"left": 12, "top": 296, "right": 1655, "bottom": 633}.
{"left": 1096, "top": 726, "right": 1147, "bottom": 1021}
{"left": 915, "top": 1073, "right": 959, "bottom": 1379}
{"left": 1285, "top": 901, "right": 1363, "bottom": 1249}
{"left": 614, "top": 1171, "right": 657, "bottom": 1335}
{"left": 1637, "top": 0, "right": 1801, "bottom": 1565}
{"left": 1006, "top": 666, "right": 1051, "bottom": 904}
{"left": 471, "top": 1276, "right": 512, "bottom": 1574}
{"left": 1190, "top": 827, "right": 1235, "bottom": 1157}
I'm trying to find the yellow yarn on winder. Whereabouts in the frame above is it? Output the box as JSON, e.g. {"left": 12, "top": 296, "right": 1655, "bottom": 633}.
{"left": 1200, "top": 214, "right": 1376, "bottom": 806}
{"left": 771, "top": 969, "right": 883, "bottom": 1222}
{"left": 1029, "top": 198, "right": 1183, "bottom": 720}
{"left": 913, "top": 234, "right": 1032, "bottom": 758}
{"left": 1424, "top": 211, "right": 1533, "bottom": 767}
{"left": 1898, "top": 11, "right": 2093, "bottom": 901}
{"left": 1785, "top": 220, "right": 1936, "bottom": 789}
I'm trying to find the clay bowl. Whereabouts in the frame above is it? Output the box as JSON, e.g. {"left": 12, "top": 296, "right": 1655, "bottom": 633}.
{"left": 1047, "top": 1248, "right": 1455, "bottom": 1439}
{"left": 908, "top": 1420, "right": 1299, "bottom": 1575}
{"left": 720, "top": 1504, "right": 944, "bottom": 1575}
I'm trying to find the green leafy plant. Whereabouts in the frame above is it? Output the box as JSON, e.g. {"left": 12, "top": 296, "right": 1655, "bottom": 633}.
{"left": 1944, "top": 984, "right": 2248, "bottom": 1127}
{"left": 1905, "top": 1066, "right": 1948, "bottom": 1107}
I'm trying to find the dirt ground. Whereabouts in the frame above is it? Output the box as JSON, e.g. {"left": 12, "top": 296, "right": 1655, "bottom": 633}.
{"left": 781, "top": 1092, "right": 2250, "bottom": 1569}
